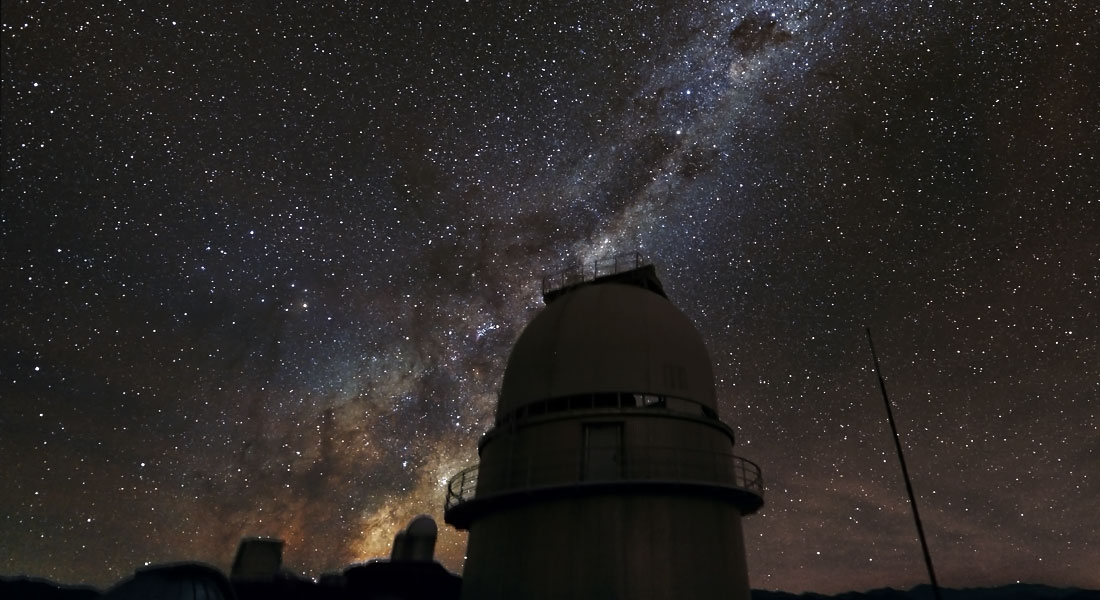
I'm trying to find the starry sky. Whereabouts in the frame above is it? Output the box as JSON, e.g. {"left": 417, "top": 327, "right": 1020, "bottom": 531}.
{"left": 2, "top": 0, "right": 1097, "bottom": 594}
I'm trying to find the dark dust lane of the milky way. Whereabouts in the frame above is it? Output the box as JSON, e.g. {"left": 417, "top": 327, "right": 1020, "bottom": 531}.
{"left": 2, "top": 1, "right": 1096, "bottom": 593}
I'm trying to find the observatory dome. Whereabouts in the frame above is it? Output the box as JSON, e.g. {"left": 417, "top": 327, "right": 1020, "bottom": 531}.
{"left": 497, "top": 280, "right": 717, "bottom": 418}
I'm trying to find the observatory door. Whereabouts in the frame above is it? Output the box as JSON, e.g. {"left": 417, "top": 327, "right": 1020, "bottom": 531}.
{"left": 583, "top": 423, "right": 622, "bottom": 480}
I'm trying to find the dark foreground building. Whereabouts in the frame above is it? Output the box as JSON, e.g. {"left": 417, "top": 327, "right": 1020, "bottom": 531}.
{"left": 444, "top": 255, "right": 764, "bottom": 600}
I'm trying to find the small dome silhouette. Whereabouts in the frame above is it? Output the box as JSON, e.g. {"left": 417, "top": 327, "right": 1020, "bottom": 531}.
{"left": 405, "top": 515, "right": 437, "bottom": 539}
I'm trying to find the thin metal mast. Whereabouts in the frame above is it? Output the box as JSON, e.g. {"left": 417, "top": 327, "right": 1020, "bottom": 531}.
{"left": 865, "top": 328, "right": 942, "bottom": 600}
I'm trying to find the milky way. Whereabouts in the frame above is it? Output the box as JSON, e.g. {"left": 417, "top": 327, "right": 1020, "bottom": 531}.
{"left": 2, "top": 1, "right": 1097, "bottom": 594}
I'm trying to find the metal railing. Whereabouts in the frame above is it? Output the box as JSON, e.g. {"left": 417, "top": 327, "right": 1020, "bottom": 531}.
{"left": 446, "top": 464, "right": 480, "bottom": 512}
{"left": 445, "top": 448, "right": 762, "bottom": 512}
{"left": 541, "top": 251, "right": 644, "bottom": 296}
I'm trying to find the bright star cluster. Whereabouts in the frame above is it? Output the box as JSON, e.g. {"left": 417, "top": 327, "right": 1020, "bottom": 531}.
{"left": 2, "top": 1, "right": 1096, "bottom": 594}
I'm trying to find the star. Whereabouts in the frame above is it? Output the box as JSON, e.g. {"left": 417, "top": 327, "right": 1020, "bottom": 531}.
{"left": 1, "top": 1, "right": 1096, "bottom": 593}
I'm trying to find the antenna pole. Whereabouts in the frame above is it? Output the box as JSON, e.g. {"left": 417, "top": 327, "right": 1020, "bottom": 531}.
{"left": 865, "top": 328, "right": 942, "bottom": 600}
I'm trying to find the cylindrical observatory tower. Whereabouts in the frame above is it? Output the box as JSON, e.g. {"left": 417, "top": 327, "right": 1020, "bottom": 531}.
{"left": 444, "top": 256, "right": 763, "bottom": 600}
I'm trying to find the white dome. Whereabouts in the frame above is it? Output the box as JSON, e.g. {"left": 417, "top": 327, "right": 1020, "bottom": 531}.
{"left": 497, "top": 281, "right": 716, "bottom": 418}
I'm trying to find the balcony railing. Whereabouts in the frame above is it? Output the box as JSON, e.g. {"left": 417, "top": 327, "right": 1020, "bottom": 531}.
{"left": 541, "top": 251, "right": 644, "bottom": 296}
{"left": 444, "top": 448, "right": 762, "bottom": 513}
{"left": 446, "top": 464, "right": 480, "bottom": 512}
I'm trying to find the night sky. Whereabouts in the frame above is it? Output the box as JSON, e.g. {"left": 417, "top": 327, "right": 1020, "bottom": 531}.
{"left": 2, "top": 0, "right": 1097, "bottom": 594}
